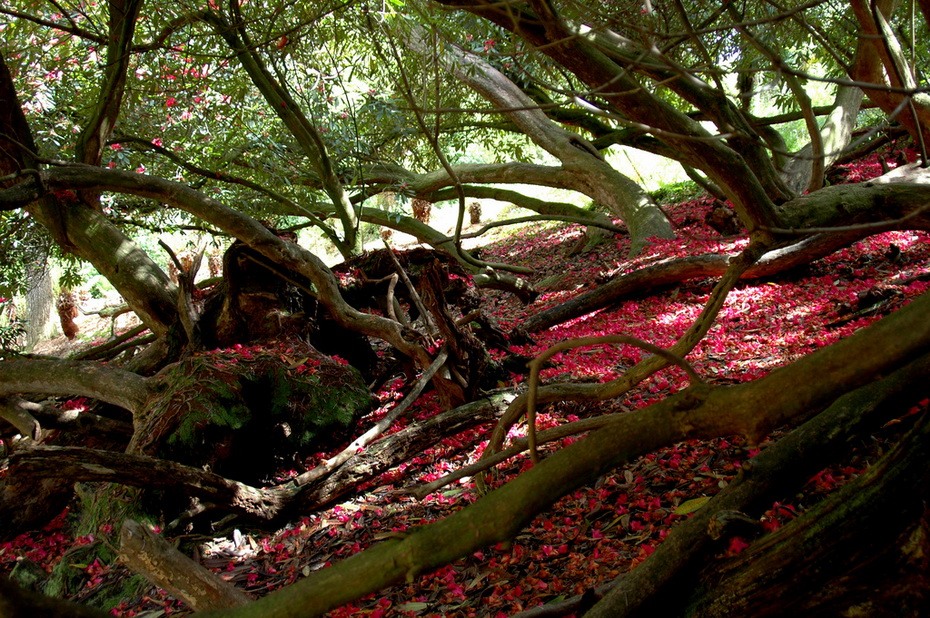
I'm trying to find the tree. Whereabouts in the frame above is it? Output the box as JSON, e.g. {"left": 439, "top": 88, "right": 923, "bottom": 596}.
{"left": 2, "top": 0, "right": 930, "bottom": 615}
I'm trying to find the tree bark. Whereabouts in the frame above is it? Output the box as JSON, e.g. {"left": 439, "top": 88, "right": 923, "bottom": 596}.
{"left": 119, "top": 519, "right": 252, "bottom": 611}
{"left": 74, "top": 0, "right": 144, "bottom": 167}
{"left": 685, "top": 409, "right": 930, "bottom": 617}
{"left": 586, "top": 350, "right": 930, "bottom": 617}
{"left": 525, "top": 176, "right": 930, "bottom": 332}
{"left": 6, "top": 164, "right": 436, "bottom": 374}
{"left": 781, "top": 85, "right": 864, "bottom": 193}
{"left": 403, "top": 26, "right": 672, "bottom": 252}
{"left": 24, "top": 259, "right": 57, "bottom": 349}
{"left": 434, "top": 0, "right": 785, "bottom": 234}
{"left": 850, "top": 0, "right": 930, "bottom": 150}
{"left": 0, "top": 359, "right": 149, "bottom": 414}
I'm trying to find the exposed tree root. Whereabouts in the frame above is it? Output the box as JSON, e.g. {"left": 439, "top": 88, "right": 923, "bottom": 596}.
{"left": 118, "top": 519, "right": 252, "bottom": 611}
{"left": 163, "top": 287, "right": 930, "bottom": 618}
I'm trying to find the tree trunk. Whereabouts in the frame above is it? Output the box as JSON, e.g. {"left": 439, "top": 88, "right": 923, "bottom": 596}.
{"left": 436, "top": 0, "right": 785, "bottom": 232}
{"left": 850, "top": 0, "right": 930, "bottom": 150}
{"left": 28, "top": 200, "right": 180, "bottom": 337}
{"left": 204, "top": 8, "right": 359, "bottom": 254}
{"left": 404, "top": 26, "right": 673, "bottom": 253}
{"left": 24, "top": 259, "right": 57, "bottom": 349}
{"left": 781, "top": 85, "right": 864, "bottom": 193}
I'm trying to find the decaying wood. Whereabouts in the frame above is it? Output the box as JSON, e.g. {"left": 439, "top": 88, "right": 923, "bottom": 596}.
{"left": 119, "top": 519, "right": 252, "bottom": 611}
{"left": 3, "top": 444, "right": 285, "bottom": 524}
{"left": 293, "top": 392, "right": 512, "bottom": 512}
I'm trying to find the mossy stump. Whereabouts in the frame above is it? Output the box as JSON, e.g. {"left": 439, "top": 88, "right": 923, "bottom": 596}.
{"left": 131, "top": 342, "right": 371, "bottom": 485}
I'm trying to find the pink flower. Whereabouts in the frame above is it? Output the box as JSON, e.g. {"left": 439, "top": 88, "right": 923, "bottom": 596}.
{"left": 727, "top": 536, "right": 750, "bottom": 555}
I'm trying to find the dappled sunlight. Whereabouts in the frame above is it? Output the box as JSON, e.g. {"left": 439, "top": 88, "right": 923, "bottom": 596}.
{"left": 5, "top": 0, "right": 930, "bottom": 612}
{"left": 480, "top": 200, "right": 930, "bottom": 393}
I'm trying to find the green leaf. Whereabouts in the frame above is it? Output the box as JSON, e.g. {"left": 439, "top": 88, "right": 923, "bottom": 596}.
{"left": 395, "top": 602, "right": 429, "bottom": 612}
{"left": 674, "top": 496, "right": 711, "bottom": 515}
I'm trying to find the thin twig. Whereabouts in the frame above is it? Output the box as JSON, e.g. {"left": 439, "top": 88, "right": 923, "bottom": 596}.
{"left": 382, "top": 239, "right": 438, "bottom": 337}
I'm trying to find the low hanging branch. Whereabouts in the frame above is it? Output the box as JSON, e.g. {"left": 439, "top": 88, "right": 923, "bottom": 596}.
{"left": 73, "top": 323, "right": 152, "bottom": 361}
{"left": 0, "top": 358, "right": 150, "bottom": 415}
{"left": 481, "top": 244, "right": 760, "bottom": 465}
{"left": 522, "top": 233, "right": 857, "bottom": 333}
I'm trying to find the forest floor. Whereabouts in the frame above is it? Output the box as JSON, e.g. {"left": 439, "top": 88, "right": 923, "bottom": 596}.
{"left": 3, "top": 149, "right": 930, "bottom": 617}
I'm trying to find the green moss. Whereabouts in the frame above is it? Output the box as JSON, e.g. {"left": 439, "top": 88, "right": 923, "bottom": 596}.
{"left": 139, "top": 345, "right": 371, "bottom": 483}
{"left": 650, "top": 180, "right": 703, "bottom": 205}
{"left": 45, "top": 542, "right": 147, "bottom": 609}
{"left": 44, "top": 484, "right": 151, "bottom": 610}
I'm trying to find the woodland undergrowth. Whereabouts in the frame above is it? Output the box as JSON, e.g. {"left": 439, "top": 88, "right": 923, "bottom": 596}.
{"left": 2, "top": 149, "right": 930, "bottom": 617}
